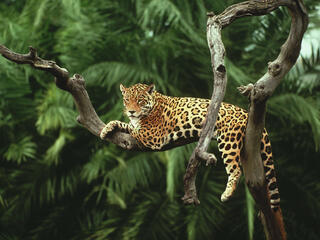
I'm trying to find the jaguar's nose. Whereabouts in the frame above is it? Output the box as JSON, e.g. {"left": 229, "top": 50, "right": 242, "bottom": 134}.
{"left": 128, "top": 110, "right": 135, "bottom": 114}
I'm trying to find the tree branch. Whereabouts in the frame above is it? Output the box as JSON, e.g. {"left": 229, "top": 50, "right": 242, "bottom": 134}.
{"left": 0, "top": 45, "right": 142, "bottom": 150}
{"left": 182, "top": 12, "right": 226, "bottom": 205}
{"left": 182, "top": 0, "right": 307, "bottom": 239}
{"left": 0, "top": 1, "right": 308, "bottom": 238}
{"left": 0, "top": 45, "right": 203, "bottom": 152}
{"left": 239, "top": 1, "right": 308, "bottom": 239}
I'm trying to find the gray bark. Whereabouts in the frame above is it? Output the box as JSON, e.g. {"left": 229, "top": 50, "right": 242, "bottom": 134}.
{"left": 0, "top": 1, "right": 308, "bottom": 238}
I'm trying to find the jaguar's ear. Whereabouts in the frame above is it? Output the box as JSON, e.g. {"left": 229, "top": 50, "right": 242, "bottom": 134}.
{"left": 120, "top": 84, "right": 126, "bottom": 94}
{"left": 146, "top": 84, "right": 155, "bottom": 94}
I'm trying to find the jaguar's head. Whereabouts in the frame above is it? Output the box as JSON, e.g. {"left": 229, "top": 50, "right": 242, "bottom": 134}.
{"left": 120, "top": 83, "right": 156, "bottom": 121}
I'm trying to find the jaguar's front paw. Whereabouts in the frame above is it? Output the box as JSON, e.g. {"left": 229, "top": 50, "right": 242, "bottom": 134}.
{"left": 100, "top": 122, "right": 117, "bottom": 139}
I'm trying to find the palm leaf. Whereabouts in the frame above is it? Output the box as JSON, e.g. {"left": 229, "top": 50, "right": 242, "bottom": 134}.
{"left": 268, "top": 93, "right": 320, "bottom": 150}
{"left": 186, "top": 168, "right": 226, "bottom": 239}
{"left": 106, "top": 153, "right": 162, "bottom": 200}
{"left": 44, "top": 130, "right": 74, "bottom": 166}
{"left": 83, "top": 61, "right": 164, "bottom": 91}
{"left": 287, "top": 46, "right": 320, "bottom": 93}
{"left": 4, "top": 136, "right": 37, "bottom": 164}
{"left": 245, "top": 184, "right": 255, "bottom": 240}
{"left": 164, "top": 144, "right": 196, "bottom": 200}
{"left": 36, "top": 84, "right": 77, "bottom": 135}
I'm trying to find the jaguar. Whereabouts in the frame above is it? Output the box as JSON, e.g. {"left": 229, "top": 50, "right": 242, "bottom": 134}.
{"left": 100, "top": 83, "right": 281, "bottom": 211}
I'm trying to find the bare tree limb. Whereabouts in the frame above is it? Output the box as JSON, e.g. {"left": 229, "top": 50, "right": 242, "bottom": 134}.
{"left": 182, "top": 12, "right": 226, "bottom": 205}
{"left": 0, "top": 0, "right": 308, "bottom": 238}
{"left": 239, "top": 1, "right": 308, "bottom": 239}
{"left": 182, "top": 0, "right": 307, "bottom": 239}
{"left": 0, "top": 45, "right": 143, "bottom": 150}
{"left": 0, "top": 45, "right": 201, "bottom": 152}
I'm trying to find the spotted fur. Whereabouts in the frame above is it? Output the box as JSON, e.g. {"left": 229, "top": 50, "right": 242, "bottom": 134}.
{"left": 100, "top": 83, "right": 280, "bottom": 209}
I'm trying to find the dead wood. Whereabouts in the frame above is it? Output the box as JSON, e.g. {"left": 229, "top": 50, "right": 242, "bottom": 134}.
{"left": 182, "top": 1, "right": 307, "bottom": 239}
{"left": 0, "top": 1, "right": 308, "bottom": 239}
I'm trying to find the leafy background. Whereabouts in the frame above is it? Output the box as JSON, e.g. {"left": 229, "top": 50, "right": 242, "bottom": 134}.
{"left": 0, "top": 0, "right": 319, "bottom": 239}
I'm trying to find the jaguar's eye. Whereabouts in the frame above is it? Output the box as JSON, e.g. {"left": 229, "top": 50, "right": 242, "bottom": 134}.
{"left": 123, "top": 98, "right": 129, "bottom": 103}
{"left": 138, "top": 99, "right": 146, "bottom": 105}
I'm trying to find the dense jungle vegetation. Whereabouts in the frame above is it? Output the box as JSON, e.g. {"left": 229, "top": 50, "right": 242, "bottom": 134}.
{"left": 0, "top": 0, "right": 319, "bottom": 239}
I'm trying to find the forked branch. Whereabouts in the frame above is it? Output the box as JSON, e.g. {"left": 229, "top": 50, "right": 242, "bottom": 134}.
{"left": 182, "top": 0, "right": 307, "bottom": 240}
{"left": 0, "top": 0, "right": 308, "bottom": 239}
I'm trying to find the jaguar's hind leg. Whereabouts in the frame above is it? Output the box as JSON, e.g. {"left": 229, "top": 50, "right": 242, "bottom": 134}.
{"left": 218, "top": 129, "right": 244, "bottom": 202}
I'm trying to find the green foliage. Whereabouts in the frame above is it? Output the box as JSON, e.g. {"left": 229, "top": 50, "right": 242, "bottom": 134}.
{"left": 0, "top": 0, "right": 319, "bottom": 240}
{"left": 245, "top": 185, "right": 255, "bottom": 240}
{"left": 36, "top": 84, "right": 77, "bottom": 135}
{"left": 269, "top": 94, "right": 320, "bottom": 149}
{"left": 4, "top": 136, "right": 37, "bottom": 164}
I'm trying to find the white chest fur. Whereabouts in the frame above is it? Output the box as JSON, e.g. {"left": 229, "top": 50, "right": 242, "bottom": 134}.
{"left": 129, "top": 117, "right": 140, "bottom": 129}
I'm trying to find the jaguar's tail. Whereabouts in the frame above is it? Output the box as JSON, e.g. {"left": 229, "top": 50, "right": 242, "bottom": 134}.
{"left": 261, "top": 129, "right": 286, "bottom": 239}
